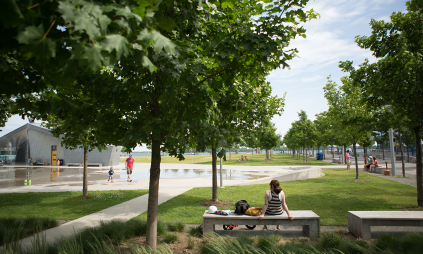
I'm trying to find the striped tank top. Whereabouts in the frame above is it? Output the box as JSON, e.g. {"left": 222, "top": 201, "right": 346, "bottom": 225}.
{"left": 265, "top": 191, "right": 284, "bottom": 215}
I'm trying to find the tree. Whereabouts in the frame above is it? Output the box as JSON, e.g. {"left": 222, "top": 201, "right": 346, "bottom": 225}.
{"left": 292, "top": 110, "right": 317, "bottom": 163}
{"left": 88, "top": 0, "right": 318, "bottom": 248}
{"left": 1, "top": 0, "right": 175, "bottom": 127}
{"left": 257, "top": 119, "right": 280, "bottom": 161}
{"left": 324, "top": 76, "right": 374, "bottom": 179}
{"left": 193, "top": 77, "right": 285, "bottom": 201}
{"left": 341, "top": 0, "right": 423, "bottom": 206}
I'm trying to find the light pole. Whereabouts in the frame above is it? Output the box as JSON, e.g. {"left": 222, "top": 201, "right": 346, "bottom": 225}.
{"left": 389, "top": 128, "right": 396, "bottom": 176}
{"left": 220, "top": 147, "right": 224, "bottom": 188}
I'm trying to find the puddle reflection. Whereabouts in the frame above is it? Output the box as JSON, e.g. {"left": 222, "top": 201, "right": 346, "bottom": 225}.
{"left": 125, "top": 168, "right": 268, "bottom": 180}
{"left": 0, "top": 167, "right": 270, "bottom": 188}
{"left": 0, "top": 167, "right": 120, "bottom": 188}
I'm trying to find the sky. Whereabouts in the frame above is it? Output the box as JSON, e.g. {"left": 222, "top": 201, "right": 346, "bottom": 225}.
{"left": 0, "top": 0, "right": 408, "bottom": 151}
{"left": 269, "top": 0, "right": 407, "bottom": 138}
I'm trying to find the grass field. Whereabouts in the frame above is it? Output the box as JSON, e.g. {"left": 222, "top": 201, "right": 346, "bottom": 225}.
{"left": 134, "top": 168, "right": 419, "bottom": 225}
{"left": 121, "top": 153, "right": 333, "bottom": 166}
{"left": 0, "top": 190, "right": 149, "bottom": 220}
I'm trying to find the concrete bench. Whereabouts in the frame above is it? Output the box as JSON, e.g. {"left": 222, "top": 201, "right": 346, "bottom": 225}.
{"left": 87, "top": 163, "right": 103, "bottom": 167}
{"left": 348, "top": 211, "right": 423, "bottom": 240}
{"left": 203, "top": 210, "right": 320, "bottom": 240}
{"left": 66, "top": 163, "right": 82, "bottom": 167}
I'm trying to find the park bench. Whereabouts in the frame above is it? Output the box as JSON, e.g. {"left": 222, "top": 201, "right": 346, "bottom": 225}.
{"left": 203, "top": 210, "right": 320, "bottom": 240}
{"left": 66, "top": 163, "right": 82, "bottom": 167}
{"left": 87, "top": 163, "right": 103, "bottom": 167}
{"left": 348, "top": 211, "right": 423, "bottom": 240}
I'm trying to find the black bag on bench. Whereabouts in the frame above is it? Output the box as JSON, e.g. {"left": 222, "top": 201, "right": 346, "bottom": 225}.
{"left": 235, "top": 200, "right": 251, "bottom": 215}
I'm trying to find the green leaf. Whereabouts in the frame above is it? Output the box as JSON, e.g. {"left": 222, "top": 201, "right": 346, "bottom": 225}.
{"left": 73, "top": 12, "right": 101, "bottom": 39}
{"left": 142, "top": 56, "right": 156, "bottom": 72}
{"left": 138, "top": 29, "right": 175, "bottom": 54}
{"left": 16, "top": 25, "right": 44, "bottom": 44}
{"left": 83, "top": 45, "right": 103, "bottom": 71}
{"left": 102, "top": 35, "right": 129, "bottom": 59}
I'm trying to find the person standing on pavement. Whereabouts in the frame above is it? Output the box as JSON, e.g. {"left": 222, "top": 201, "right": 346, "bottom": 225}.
{"left": 346, "top": 149, "right": 351, "bottom": 171}
{"left": 125, "top": 154, "right": 134, "bottom": 182}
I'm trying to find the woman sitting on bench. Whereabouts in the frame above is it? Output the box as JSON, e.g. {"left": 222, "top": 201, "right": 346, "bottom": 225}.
{"left": 258, "top": 180, "right": 294, "bottom": 230}
{"left": 369, "top": 158, "right": 378, "bottom": 172}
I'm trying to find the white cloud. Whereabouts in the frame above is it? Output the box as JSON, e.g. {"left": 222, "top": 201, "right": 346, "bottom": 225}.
{"left": 301, "top": 75, "right": 323, "bottom": 82}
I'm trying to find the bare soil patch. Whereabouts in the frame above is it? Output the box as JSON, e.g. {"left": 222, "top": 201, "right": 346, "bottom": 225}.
{"left": 122, "top": 232, "right": 203, "bottom": 253}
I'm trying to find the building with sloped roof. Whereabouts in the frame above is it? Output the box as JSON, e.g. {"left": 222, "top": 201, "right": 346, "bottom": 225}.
{"left": 0, "top": 123, "right": 120, "bottom": 166}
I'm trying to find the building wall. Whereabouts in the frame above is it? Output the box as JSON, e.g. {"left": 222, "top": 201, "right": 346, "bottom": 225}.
{"left": 63, "top": 146, "right": 120, "bottom": 166}
{"left": 0, "top": 128, "right": 28, "bottom": 163}
{"left": 28, "top": 129, "right": 64, "bottom": 165}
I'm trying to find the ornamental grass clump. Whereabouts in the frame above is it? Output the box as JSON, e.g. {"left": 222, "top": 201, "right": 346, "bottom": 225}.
{"left": 167, "top": 221, "right": 185, "bottom": 232}
{"left": 188, "top": 225, "right": 203, "bottom": 237}
{"left": 375, "top": 233, "right": 423, "bottom": 254}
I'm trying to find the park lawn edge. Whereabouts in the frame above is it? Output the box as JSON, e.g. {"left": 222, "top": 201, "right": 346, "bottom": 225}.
{"left": 0, "top": 189, "right": 149, "bottom": 220}
{"left": 133, "top": 168, "right": 419, "bottom": 225}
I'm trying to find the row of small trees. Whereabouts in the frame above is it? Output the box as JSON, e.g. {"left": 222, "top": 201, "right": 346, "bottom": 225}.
{"left": 283, "top": 0, "right": 422, "bottom": 207}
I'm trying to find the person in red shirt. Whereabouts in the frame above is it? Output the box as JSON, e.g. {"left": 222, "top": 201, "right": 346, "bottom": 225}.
{"left": 345, "top": 149, "right": 351, "bottom": 171}
{"left": 125, "top": 154, "right": 134, "bottom": 182}
{"left": 370, "top": 158, "right": 378, "bottom": 173}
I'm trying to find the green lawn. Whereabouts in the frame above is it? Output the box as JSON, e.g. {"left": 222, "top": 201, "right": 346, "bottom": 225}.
{"left": 0, "top": 190, "right": 148, "bottom": 220}
{"left": 134, "top": 168, "right": 419, "bottom": 225}
{"left": 121, "top": 153, "right": 333, "bottom": 166}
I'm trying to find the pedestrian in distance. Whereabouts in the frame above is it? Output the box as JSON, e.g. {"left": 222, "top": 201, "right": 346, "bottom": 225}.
{"left": 108, "top": 166, "right": 114, "bottom": 183}
{"left": 258, "top": 180, "right": 294, "bottom": 230}
{"left": 346, "top": 149, "right": 351, "bottom": 171}
{"left": 125, "top": 154, "right": 134, "bottom": 182}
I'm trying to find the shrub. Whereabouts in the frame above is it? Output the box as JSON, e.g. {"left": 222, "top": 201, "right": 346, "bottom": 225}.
{"left": 167, "top": 221, "right": 185, "bottom": 232}
{"left": 256, "top": 234, "right": 281, "bottom": 251}
{"left": 187, "top": 236, "right": 195, "bottom": 249}
{"left": 189, "top": 225, "right": 203, "bottom": 237}
{"left": 162, "top": 233, "right": 178, "bottom": 243}
{"left": 317, "top": 231, "right": 342, "bottom": 250}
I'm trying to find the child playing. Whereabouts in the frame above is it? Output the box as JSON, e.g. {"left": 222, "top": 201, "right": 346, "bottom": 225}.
{"left": 108, "top": 167, "right": 114, "bottom": 183}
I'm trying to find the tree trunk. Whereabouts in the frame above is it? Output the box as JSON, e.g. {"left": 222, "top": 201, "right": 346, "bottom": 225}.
{"left": 146, "top": 137, "right": 162, "bottom": 248}
{"left": 398, "top": 128, "right": 405, "bottom": 177}
{"left": 212, "top": 145, "right": 218, "bottom": 201}
{"left": 229, "top": 148, "right": 231, "bottom": 161}
{"left": 382, "top": 143, "right": 385, "bottom": 160}
{"left": 265, "top": 148, "right": 269, "bottom": 161}
{"left": 332, "top": 144, "right": 334, "bottom": 159}
{"left": 353, "top": 142, "right": 359, "bottom": 179}
{"left": 323, "top": 146, "right": 325, "bottom": 160}
{"left": 306, "top": 144, "right": 308, "bottom": 164}
{"left": 414, "top": 127, "right": 422, "bottom": 207}
{"left": 363, "top": 146, "right": 366, "bottom": 165}
{"left": 83, "top": 144, "right": 88, "bottom": 198}
{"left": 252, "top": 148, "right": 253, "bottom": 157}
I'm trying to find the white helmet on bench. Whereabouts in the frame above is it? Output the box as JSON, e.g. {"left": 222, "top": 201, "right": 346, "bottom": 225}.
{"left": 208, "top": 206, "right": 217, "bottom": 214}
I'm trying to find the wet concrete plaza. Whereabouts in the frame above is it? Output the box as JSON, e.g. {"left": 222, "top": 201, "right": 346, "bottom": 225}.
{"left": 0, "top": 163, "right": 322, "bottom": 193}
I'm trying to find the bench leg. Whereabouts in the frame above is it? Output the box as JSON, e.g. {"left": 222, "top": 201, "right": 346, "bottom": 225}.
{"left": 303, "top": 221, "right": 319, "bottom": 241}
{"left": 348, "top": 213, "right": 371, "bottom": 240}
{"left": 361, "top": 222, "right": 371, "bottom": 240}
{"left": 203, "top": 219, "right": 215, "bottom": 236}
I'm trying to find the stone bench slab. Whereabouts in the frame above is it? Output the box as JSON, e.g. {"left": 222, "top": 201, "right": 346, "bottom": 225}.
{"left": 348, "top": 211, "right": 423, "bottom": 240}
{"left": 203, "top": 210, "right": 320, "bottom": 240}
